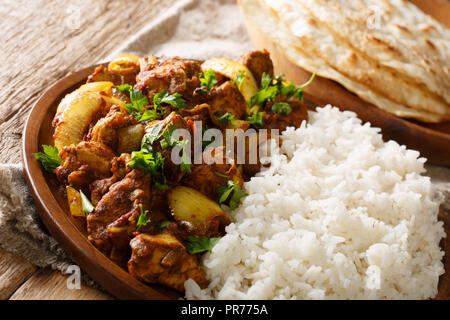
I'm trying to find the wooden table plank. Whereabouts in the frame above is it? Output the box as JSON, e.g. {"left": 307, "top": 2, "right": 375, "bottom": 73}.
{"left": 9, "top": 268, "right": 113, "bottom": 300}
{"left": 0, "top": 248, "right": 36, "bottom": 300}
{"left": 0, "top": 0, "right": 174, "bottom": 164}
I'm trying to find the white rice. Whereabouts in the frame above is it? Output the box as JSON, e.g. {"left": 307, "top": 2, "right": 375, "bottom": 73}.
{"left": 185, "top": 105, "right": 446, "bottom": 300}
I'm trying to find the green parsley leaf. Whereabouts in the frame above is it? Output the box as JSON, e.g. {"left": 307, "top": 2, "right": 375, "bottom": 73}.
{"left": 115, "top": 84, "right": 133, "bottom": 91}
{"left": 217, "top": 112, "right": 235, "bottom": 125}
{"left": 271, "top": 102, "right": 292, "bottom": 115}
{"left": 34, "top": 145, "right": 62, "bottom": 172}
{"left": 160, "top": 123, "right": 179, "bottom": 149}
{"left": 250, "top": 72, "right": 315, "bottom": 108}
{"left": 217, "top": 180, "right": 236, "bottom": 204}
{"left": 141, "top": 121, "right": 165, "bottom": 147}
{"left": 157, "top": 221, "right": 171, "bottom": 230}
{"left": 214, "top": 171, "right": 229, "bottom": 179}
{"left": 179, "top": 140, "right": 192, "bottom": 173}
{"left": 116, "top": 85, "right": 153, "bottom": 122}
{"left": 185, "top": 236, "right": 221, "bottom": 254}
{"left": 232, "top": 72, "right": 246, "bottom": 90}
{"left": 79, "top": 190, "right": 94, "bottom": 216}
{"left": 249, "top": 85, "right": 278, "bottom": 107}
{"left": 247, "top": 111, "right": 265, "bottom": 129}
{"left": 261, "top": 72, "right": 273, "bottom": 88}
{"left": 136, "top": 204, "right": 151, "bottom": 232}
{"left": 129, "top": 148, "right": 168, "bottom": 191}
{"left": 137, "top": 108, "right": 159, "bottom": 122}
{"left": 199, "top": 69, "right": 218, "bottom": 89}
{"left": 229, "top": 184, "right": 248, "bottom": 210}
{"left": 153, "top": 91, "right": 186, "bottom": 109}
{"left": 217, "top": 180, "right": 248, "bottom": 210}
{"left": 297, "top": 72, "right": 316, "bottom": 90}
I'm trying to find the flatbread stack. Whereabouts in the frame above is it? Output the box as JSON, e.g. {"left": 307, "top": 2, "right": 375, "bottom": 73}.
{"left": 238, "top": 0, "right": 450, "bottom": 123}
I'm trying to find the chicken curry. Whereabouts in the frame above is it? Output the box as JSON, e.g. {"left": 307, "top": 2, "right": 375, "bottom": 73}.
{"left": 35, "top": 50, "right": 313, "bottom": 292}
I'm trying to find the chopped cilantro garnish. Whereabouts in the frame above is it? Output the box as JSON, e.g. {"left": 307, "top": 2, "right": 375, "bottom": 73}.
{"left": 157, "top": 221, "right": 171, "bottom": 230}
{"left": 185, "top": 236, "right": 221, "bottom": 254}
{"left": 214, "top": 171, "right": 229, "bottom": 179}
{"left": 217, "top": 112, "right": 235, "bottom": 125}
{"left": 232, "top": 72, "right": 246, "bottom": 90}
{"left": 247, "top": 111, "right": 265, "bottom": 129}
{"left": 297, "top": 72, "right": 316, "bottom": 89}
{"left": 249, "top": 72, "right": 315, "bottom": 108}
{"left": 115, "top": 84, "right": 133, "bottom": 91}
{"left": 129, "top": 148, "right": 168, "bottom": 191}
{"left": 229, "top": 184, "right": 248, "bottom": 210}
{"left": 271, "top": 102, "right": 292, "bottom": 115}
{"left": 158, "top": 124, "right": 192, "bottom": 173}
{"left": 179, "top": 140, "right": 192, "bottom": 173}
{"left": 199, "top": 69, "right": 218, "bottom": 89}
{"left": 160, "top": 123, "right": 179, "bottom": 150}
{"left": 153, "top": 91, "right": 186, "bottom": 109}
{"left": 79, "top": 190, "right": 94, "bottom": 216}
{"left": 116, "top": 85, "right": 158, "bottom": 122}
{"left": 34, "top": 145, "right": 62, "bottom": 172}
{"left": 249, "top": 85, "right": 278, "bottom": 107}
{"left": 217, "top": 180, "right": 248, "bottom": 210}
{"left": 136, "top": 204, "right": 151, "bottom": 232}
{"left": 141, "top": 121, "right": 165, "bottom": 147}
{"left": 261, "top": 72, "right": 273, "bottom": 89}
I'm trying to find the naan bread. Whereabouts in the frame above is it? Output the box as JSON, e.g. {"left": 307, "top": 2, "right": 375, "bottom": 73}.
{"left": 295, "top": 0, "right": 450, "bottom": 105}
{"left": 264, "top": 0, "right": 450, "bottom": 118}
{"left": 238, "top": 0, "right": 446, "bottom": 122}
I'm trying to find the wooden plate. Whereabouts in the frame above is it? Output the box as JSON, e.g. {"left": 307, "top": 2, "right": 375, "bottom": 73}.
{"left": 244, "top": 23, "right": 450, "bottom": 167}
{"left": 22, "top": 64, "right": 180, "bottom": 300}
{"left": 22, "top": 63, "right": 449, "bottom": 300}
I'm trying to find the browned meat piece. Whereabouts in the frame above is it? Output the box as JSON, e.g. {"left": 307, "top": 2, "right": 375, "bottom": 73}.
{"left": 90, "top": 153, "right": 131, "bottom": 205}
{"left": 263, "top": 96, "right": 309, "bottom": 132}
{"left": 135, "top": 56, "right": 202, "bottom": 101}
{"left": 87, "top": 105, "right": 136, "bottom": 151}
{"left": 128, "top": 233, "right": 208, "bottom": 292}
{"left": 87, "top": 64, "right": 139, "bottom": 86}
{"left": 179, "top": 103, "right": 214, "bottom": 129}
{"left": 239, "top": 49, "right": 274, "bottom": 86}
{"left": 182, "top": 146, "right": 244, "bottom": 201}
{"left": 87, "top": 169, "right": 150, "bottom": 256}
{"left": 208, "top": 81, "right": 247, "bottom": 121}
{"left": 56, "top": 141, "right": 115, "bottom": 189}
{"left": 144, "top": 112, "right": 191, "bottom": 182}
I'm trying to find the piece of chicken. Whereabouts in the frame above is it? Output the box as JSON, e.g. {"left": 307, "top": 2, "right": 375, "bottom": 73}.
{"left": 262, "top": 95, "right": 309, "bottom": 132}
{"left": 239, "top": 49, "right": 274, "bottom": 86}
{"left": 87, "top": 64, "right": 139, "bottom": 86}
{"left": 87, "top": 105, "right": 136, "bottom": 151}
{"left": 56, "top": 141, "right": 115, "bottom": 189}
{"left": 182, "top": 146, "right": 244, "bottom": 201}
{"left": 89, "top": 153, "right": 131, "bottom": 205}
{"left": 208, "top": 81, "right": 248, "bottom": 121}
{"left": 135, "top": 56, "right": 202, "bottom": 101}
{"left": 87, "top": 169, "right": 150, "bottom": 257}
{"left": 128, "top": 233, "right": 207, "bottom": 292}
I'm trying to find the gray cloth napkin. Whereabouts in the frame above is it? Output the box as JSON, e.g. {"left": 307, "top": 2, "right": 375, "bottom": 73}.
{"left": 0, "top": 0, "right": 449, "bottom": 287}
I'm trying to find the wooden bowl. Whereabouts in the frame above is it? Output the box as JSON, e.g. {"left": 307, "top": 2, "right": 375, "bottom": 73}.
{"left": 244, "top": 23, "right": 450, "bottom": 167}
{"left": 22, "top": 63, "right": 449, "bottom": 300}
{"left": 21, "top": 64, "right": 180, "bottom": 300}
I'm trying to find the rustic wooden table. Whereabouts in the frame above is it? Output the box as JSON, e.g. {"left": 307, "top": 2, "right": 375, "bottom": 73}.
{"left": 0, "top": 0, "right": 448, "bottom": 300}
